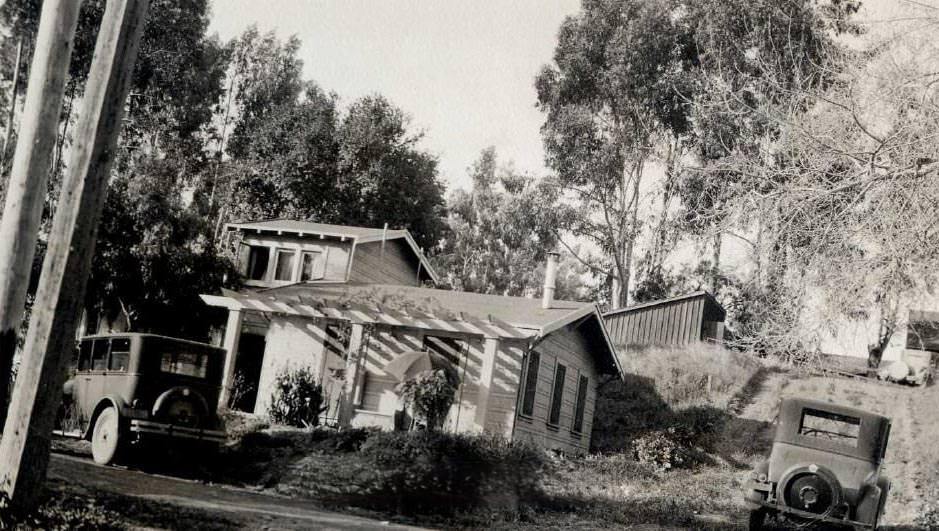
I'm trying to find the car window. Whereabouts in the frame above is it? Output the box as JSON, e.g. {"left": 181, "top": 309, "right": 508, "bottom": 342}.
{"left": 109, "top": 338, "right": 131, "bottom": 372}
{"left": 799, "top": 408, "right": 860, "bottom": 448}
{"left": 160, "top": 350, "right": 208, "bottom": 378}
{"left": 78, "top": 341, "right": 92, "bottom": 371}
{"left": 90, "top": 340, "right": 108, "bottom": 371}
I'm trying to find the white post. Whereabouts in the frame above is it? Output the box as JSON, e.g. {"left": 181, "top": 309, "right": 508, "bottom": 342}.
{"left": 473, "top": 336, "right": 499, "bottom": 432}
{"left": 218, "top": 309, "right": 243, "bottom": 410}
{"left": 338, "top": 322, "right": 365, "bottom": 428}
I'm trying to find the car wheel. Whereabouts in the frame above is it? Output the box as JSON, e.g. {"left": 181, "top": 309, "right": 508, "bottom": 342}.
{"left": 748, "top": 508, "right": 767, "bottom": 531}
{"left": 91, "top": 407, "right": 122, "bottom": 465}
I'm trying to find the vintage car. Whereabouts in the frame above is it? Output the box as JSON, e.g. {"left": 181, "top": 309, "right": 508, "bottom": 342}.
{"left": 745, "top": 398, "right": 891, "bottom": 530}
{"left": 61, "top": 333, "right": 227, "bottom": 465}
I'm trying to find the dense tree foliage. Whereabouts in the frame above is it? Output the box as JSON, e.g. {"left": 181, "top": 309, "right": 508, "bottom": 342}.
{"left": 433, "top": 147, "right": 594, "bottom": 300}
{"left": 0, "top": 4, "right": 446, "bottom": 339}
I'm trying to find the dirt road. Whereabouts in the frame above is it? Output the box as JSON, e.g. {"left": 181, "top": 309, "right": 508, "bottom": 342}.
{"left": 47, "top": 453, "right": 424, "bottom": 530}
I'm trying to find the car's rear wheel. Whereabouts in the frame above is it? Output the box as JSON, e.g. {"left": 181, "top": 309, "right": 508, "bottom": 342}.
{"left": 748, "top": 508, "right": 767, "bottom": 531}
{"left": 91, "top": 407, "right": 122, "bottom": 465}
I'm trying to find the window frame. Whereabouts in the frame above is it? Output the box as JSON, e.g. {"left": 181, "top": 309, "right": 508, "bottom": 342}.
{"left": 273, "top": 248, "right": 297, "bottom": 281}
{"left": 519, "top": 350, "right": 540, "bottom": 418}
{"left": 571, "top": 373, "right": 589, "bottom": 434}
{"left": 547, "top": 361, "right": 566, "bottom": 427}
{"left": 246, "top": 245, "right": 271, "bottom": 281}
{"left": 90, "top": 339, "right": 109, "bottom": 372}
{"left": 300, "top": 250, "right": 325, "bottom": 281}
{"left": 108, "top": 337, "right": 132, "bottom": 372}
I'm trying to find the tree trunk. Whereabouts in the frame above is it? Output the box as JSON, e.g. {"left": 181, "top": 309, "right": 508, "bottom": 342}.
{"left": 711, "top": 232, "right": 722, "bottom": 294}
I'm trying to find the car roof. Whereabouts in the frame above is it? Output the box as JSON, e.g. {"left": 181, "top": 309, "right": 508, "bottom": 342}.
{"left": 80, "top": 333, "right": 224, "bottom": 352}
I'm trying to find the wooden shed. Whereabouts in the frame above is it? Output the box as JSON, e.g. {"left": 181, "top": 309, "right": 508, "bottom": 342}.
{"left": 602, "top": 291, "right": 725, "bottom": 348}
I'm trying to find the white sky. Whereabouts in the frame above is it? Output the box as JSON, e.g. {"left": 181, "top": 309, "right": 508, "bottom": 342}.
{"left": 208, "top": 0, "right": 580, "bottom": 192}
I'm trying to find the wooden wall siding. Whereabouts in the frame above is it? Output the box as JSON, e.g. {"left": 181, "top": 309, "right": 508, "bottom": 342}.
{"left": 349, "top": 240, "right": 421, "bottom": 286}
{"left": 512, "top": 326, "right": 598, "bottom": 454}
{"left": 482, "top": 341, "right": 525, "bottom": 437}
{"left": 254, "top": 315, "right": 329, "bottom": 415}
{"left": 604, "top": 296, "right": 706, "bottom": 348}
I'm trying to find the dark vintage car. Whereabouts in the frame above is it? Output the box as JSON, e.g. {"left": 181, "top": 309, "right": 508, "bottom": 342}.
{"left": 745, "top": 398, "right": 891, "bottom": 530}
{"left": 61, "top": 333, "right": 227, "bottom": 465}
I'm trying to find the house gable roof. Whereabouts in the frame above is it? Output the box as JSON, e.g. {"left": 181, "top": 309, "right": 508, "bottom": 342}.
{"left": 226, "top": 219, "right": 439, "bottom": 284}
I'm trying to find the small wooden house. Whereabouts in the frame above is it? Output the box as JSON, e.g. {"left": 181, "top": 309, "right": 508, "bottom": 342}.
{"left": 603, "top": 291, "right": 726, "bottom": 349}
{"left": 203, "top": 221, "right": 622, "bottom": 454}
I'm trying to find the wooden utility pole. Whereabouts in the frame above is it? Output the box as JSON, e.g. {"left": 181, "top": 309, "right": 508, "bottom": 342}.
{"left": 0, "top": 0, "right": 81, "bottom": 430}
{"left": 0, "top": 0, "right": 149, "bottom": 512}
{"left": 1, "top": 38, "right": 25, "bottom": 165}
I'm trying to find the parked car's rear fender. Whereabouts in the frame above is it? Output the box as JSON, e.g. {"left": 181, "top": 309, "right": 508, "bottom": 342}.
{"left": 854, "top": 476, "right": 889, "bottom": 525}
{"left": 84, "top": 395, "right": 128, "bottom": 440}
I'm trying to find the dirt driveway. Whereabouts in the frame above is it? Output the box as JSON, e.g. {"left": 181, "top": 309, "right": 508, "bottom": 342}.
{"left": 47, "top": 453, "right": 425, "bottom": 530}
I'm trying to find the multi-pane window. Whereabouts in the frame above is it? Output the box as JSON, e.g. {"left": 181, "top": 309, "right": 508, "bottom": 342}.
{"left": 520, "top": 351, "right": 540, "bottom": 417}
{"left": 274, "top": 249, "right": 296, "bottom": 281}
{"left": 548, "top": 363, "right": 566, "bottom": 426}
{"left": 246, "top": 246, "right": 269, "bottom": 280}
{"left": 300, "top": 251, "right": 325, "bottom": 281}
{"left": 572, "top": 374, "right": 589, "bottom": 434}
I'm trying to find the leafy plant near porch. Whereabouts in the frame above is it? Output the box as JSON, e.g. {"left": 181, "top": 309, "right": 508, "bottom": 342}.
{"left": 394, "top": 369, "right": 457, "bottom": 431}
{"left": 268, "top": 367, "right": 326, "bottom": 428}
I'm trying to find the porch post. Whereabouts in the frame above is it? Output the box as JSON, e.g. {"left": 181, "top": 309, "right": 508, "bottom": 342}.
{"left": 473, "top": 336, "right": 499, "bottom": 432}
{"left": 218, "top": 309, "right": 243, "bottom": 410}
{"left": 338, "top": 322, "right": 365, "bottom": 428}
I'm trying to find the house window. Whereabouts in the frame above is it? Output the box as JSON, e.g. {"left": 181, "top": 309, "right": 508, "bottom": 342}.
{"left": 423, "top": 335, "right": 465, "bottom": 365}
{"left": 300, "top": 251, "right": 325, "bottom": 281}
{"left": 246, "top": 246, "right": 269, "bottom": 280}
{"left": 572, "top": 374, "right": 589, "bottom": 434}
{"left": 520, "top": 351, "right": 540, "bottom": 417}
{"left": 274, "top": 249, "right": 296, "bottom": 281}
{"left": 108, "top": 338, "right": 131, "bottom": 372}
{"left": 548, "top": 362, "right": 566, "bottom": 426}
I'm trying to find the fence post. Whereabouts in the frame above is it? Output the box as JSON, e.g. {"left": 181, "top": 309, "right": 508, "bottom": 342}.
{"left": 0, "top": 0, "right": 81, "bottom": 430}
{"left": 0, "top": 0, "right": 149, "bottom": 512}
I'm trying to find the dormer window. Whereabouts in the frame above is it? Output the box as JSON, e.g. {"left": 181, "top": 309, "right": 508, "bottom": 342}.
{"left": 274, "top": 249, "right": 297, "bottom": 281}
{"left": 300, "top": 251, "right": 325, "bottom": 281}
{"left": 246, "top": 246, "right": 270, "bottom": 281}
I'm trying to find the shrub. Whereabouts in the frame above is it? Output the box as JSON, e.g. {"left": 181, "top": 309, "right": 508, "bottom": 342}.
{"left": 358, "top": 431, "right": 545, "bottom": 515}
{"left": 267, "top": 367, "right": 326, "bottom": 428}
{"left": 632, "top": 427, "right": 696, "bottom": 473}
{"left": 394, "top": 369, "right": 456, "bottom": 430}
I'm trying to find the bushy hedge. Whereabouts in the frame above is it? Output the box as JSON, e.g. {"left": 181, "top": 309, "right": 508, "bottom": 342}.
{"left": 358, "top": 431, "right": 545, "bottom": 514}
{"left": 267, "top": 367, "right": 325, "bottom": 428}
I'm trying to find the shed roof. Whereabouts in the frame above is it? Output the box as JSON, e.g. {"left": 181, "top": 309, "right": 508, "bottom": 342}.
{"left": 603, "top": 290, "right": 725, "bottom": 321}
{"left": 226, "top": 219, "right": 439, "bottom": 283}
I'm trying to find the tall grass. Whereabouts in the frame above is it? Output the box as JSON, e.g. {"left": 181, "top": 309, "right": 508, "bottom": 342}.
{"left": 592, "top": 342, "right": 764, "bottom": 453}
{"left": 616, "top": 342, "right": 762, "bottom": 409}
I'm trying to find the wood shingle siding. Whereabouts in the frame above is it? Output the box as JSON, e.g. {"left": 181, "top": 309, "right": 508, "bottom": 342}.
{"left": 603, "top": 291, "right": 726, "bottom": 348}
